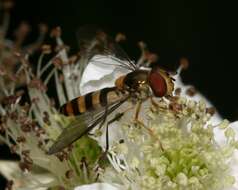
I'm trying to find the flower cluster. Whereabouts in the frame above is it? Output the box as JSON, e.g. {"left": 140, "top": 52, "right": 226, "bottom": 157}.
{"left": 102, "top": 96, "right": 238, "bottom": 190}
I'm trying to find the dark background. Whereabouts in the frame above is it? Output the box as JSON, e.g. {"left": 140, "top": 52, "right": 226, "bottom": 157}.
{"left": 1, "top": 0, "right": 238, "bottom": 188}
{"left": 8, "top": 0, "right": 238, "bottom": 120}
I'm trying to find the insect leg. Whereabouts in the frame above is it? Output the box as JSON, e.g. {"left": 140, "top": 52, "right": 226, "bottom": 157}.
{"left": 98, "top": 112, "right": 124, "bottom": 163}
{"left": 133, "top": 100, "right": 164, "bottom": 151}
{"left": 105, "top": 112, "right": 124, "bottom": 150}
{"left": 88, "top": 106, "right": 108, "bottom": 136}
{"left": 134, "top": 101, "right": 147, "bottom": 130}
{"left": 98, "top": 106, "right": 108, "bottom": 130}
{"left": 134, "top": 101, "right": 142, "bottom": 121}
{"left": 150, "top": 96, "right": 159, "bottom": 107}
{"left": 137, "top": 120, "right": 164, "bottom": 151}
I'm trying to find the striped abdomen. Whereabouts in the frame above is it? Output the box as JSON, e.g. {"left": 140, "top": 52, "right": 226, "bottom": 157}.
{"left": 60, "top": 87, "right": 127, "bottom": 116}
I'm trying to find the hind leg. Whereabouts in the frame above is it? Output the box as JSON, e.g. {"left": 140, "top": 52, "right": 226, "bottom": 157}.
{"left": 97, "top": 112, "right": 124, "bottom": 163}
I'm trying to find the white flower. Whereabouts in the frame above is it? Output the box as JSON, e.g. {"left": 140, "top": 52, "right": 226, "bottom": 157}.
{"left": 0, "top": 161, "right": 55, "bottom": 190}
{"left": 1, "top": 18, "right": 237, "bottom": 189}
{"left": 77, "top": 55, "right": 238, "bottom": 190}
{"left": 74, "top": 183, "right": 120, "bottom": 190}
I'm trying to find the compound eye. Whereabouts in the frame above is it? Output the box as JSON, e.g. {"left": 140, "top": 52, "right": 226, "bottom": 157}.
{"left": 148, "top": 72, "right": 167, "bottom": 97}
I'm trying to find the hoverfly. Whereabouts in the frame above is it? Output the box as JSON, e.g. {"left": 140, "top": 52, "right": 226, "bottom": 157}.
{"left": 48, "top": 28, "right": 175, "bottom": 154}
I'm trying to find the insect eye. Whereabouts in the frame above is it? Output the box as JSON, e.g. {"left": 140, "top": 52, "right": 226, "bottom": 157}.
{"left": 148, "top": 72, "right": 167, "bottom": 97}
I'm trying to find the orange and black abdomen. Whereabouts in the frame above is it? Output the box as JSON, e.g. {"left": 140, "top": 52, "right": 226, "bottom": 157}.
{"left": 60, "top": 87, "right": 124, "bottom": 116}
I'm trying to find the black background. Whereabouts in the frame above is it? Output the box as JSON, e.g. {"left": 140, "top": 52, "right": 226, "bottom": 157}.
{"left": 1, "top": 0, "right": 238, "bottom": 188}
{"left": 8, "top": 0, "right": 238, "bottom": 120}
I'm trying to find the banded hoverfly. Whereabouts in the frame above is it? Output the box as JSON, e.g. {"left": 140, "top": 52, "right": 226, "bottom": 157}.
{"left": 48, "top": 28, "right": 175, "bottom": 154}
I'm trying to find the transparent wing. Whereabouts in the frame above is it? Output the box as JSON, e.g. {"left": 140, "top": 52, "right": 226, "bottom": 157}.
{"left": 77, "top": 26, "right": 137, "bottom": 71}
{"left": 48, "top": 96, "right": 129, "bottom": 154}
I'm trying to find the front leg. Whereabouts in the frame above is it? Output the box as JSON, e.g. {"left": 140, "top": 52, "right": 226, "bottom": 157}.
{"left": 150, "top": 96, "right": 159, "bottom": 107}
{"left": 133, "top": 99, "right": 164, "bottom": 151}
{"left": 134, "top": 100, "right": 142, "bottom": 121}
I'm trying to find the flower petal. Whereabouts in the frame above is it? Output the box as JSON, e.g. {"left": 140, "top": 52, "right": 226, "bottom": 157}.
{"left": 229, "top": 121, "right": 238, "bottom": 189}
{"left": 209, "top": 121, "right": 238, "bottom": 189}
{"left": 230, "top": 153, "right": 238, "bottom": 189}
{"left": 0, "top": 160, "right": 20, "bottom": 180}
{"left": 74, "top": 183, "right": 120, "bottom": 190}
{"left": 0, "top": 160, "right": 56, "bottom": 190}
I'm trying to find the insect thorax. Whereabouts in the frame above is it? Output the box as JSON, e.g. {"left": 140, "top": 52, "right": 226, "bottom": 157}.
{"left": 124, "top": 70, "right": 149, "bottom": 90}
{"left": 122, "top": 70, "right": 151, "bottom": 102}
